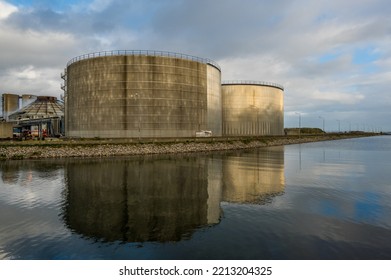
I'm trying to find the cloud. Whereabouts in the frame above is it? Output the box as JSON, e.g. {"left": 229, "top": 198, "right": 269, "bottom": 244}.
{"left": 0, "top": 0, "right": 391, "bottom": 130}
{"left": 219, "top": 54, "right": 291, "bottom": 83}
{"left": 0, "top": 1, "right": 17, "bottom": 19}
{"left": 311, "top": 90, "right": 365, "bottom": 105}
{"left": 0, "top": 27, "right": 77, "bottom": 67}
{"left": 0, "top": 65, "right": 61, "bottom": 96}
{"left": 87, "top": 0, "right": 114, "bottom": 12}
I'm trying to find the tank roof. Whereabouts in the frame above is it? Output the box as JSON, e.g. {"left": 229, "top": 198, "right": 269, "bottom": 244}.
{"left": 66, "top": 50, "right": 221, "bottom": 71}
{"left": 222, "top": 80, "right": 284, "bottom": 91}
{"left": 8, "top": 96, "right": 64, "bottom": 120}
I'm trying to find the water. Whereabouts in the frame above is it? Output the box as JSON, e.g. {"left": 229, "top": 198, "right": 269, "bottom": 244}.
{"left": 1, "top": 136, "right": 391, "bottom": 260}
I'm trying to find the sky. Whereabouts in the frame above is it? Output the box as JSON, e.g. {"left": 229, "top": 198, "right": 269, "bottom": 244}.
{"left": 0, "top": 0, "right": 390, "bottom": 132}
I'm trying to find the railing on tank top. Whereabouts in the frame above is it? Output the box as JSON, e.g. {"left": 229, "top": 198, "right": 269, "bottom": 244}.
{"left": 66, "top": 50, "right": 221, "bottom": 71}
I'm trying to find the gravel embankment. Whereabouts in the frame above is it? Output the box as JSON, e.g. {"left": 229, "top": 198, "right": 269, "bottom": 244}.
{"left": 0, "top": 134, "right": 375, "bottom": 160}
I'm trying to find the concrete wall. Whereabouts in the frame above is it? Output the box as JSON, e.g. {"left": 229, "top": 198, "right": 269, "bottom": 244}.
{"left": 0, "top": 122, "right": 13, "bottom": 138}
{"left": 66, "top": 55, "right": 221, "bottom": 138}
{"left": 222, "top": 83, "right": 284, "bottom": 136}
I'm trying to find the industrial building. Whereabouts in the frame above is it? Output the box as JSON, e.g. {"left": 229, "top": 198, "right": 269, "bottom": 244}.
{"left": 7, "top": 96, "right": 64, "bottom": 138}
{"left": 222, "top": 81, "right": 284, "bottom": 136}
{"left": 1, "top": 93, "right": 37, "bottom": 121}
{"left": 62, "top": 50, "right": 222, "bottom": 138}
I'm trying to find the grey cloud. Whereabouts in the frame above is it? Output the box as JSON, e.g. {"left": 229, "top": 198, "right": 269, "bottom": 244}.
{"left": 1, "top": 0, "right": 391, "bottom": 130}
{"left": 145, "top": 0, "right": 289, "bottom": 58}
{"left": 5, "top": 7, "right": 108, "bottom": 35}
{"left": 5, "top": 8, "right": 65, "bottom": 30}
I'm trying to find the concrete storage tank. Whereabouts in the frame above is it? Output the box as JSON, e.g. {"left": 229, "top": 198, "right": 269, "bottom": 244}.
{"left": 63, "top": 50, "right": 222, "bottom": 138}
{"left": 222, "top": 81, "right": 284, "bottom": 136}
{"left": 2, "top": 93, "right": 20, "bottom": 120}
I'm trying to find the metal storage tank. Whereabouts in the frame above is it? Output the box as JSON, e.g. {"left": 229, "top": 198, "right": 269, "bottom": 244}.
{"left": 63, "top": 50, "right": 222, "bottom": 138}
{"left": 222, "top": 81, "right": 284, "bottom": 136}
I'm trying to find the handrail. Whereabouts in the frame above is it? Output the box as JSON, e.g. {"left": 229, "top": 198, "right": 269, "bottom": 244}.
{"left": 66, "top": 50, "right": 221, "bottom": 71}
{"left": 222, "top": 80, "right": 284, "bottom": 91}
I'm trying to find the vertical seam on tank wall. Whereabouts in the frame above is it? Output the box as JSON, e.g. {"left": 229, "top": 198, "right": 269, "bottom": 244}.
{"left": 123, "top": 56, "right": 128, "bottom": 131}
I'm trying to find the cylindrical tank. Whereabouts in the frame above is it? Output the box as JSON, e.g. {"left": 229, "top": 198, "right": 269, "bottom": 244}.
{"left": 2, "top": 93, "right": 20, "bottom": 120}
{"left": 64, "top": 50, "right": 222, "bottom": 138}
{"left": 222, "top": 81, "right": 284, "bottom": 136}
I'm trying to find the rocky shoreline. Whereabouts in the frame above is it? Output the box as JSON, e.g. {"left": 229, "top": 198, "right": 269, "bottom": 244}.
{"left": 0, "top": 134, "right": 378, "bottom": 160}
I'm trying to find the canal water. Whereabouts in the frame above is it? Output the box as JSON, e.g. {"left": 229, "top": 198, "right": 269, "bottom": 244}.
{"left": 1, "top": 136, "right": 391, "bottom": 260}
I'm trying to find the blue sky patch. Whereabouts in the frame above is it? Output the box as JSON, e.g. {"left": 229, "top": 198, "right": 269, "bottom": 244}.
{"left": 317, "top": 52, "right": 340, "bottom": 63}
{"left": 8, "top": 0, "right": 87, "bottom": 10}
{"left": 353, "top": 47, "right": 380, "bottom": 64}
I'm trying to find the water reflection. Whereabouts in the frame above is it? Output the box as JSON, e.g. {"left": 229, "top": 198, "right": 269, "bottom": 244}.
{"left": 0, "top": 160, "right": 65, "bottom": 208}
{"left": 64, "top": 156, "right": 214, "bottom": 242}
{"left": 222, "top": 147, "right": 285, "bottom": 204}
{"left": 63, "top": 147, "right": 285, "bottom": 243}
{"left": 3, "top": 137, "right": 391, "bottom": 259}
{"left": 0, "top": 160, "right": 63, "bottom": 185}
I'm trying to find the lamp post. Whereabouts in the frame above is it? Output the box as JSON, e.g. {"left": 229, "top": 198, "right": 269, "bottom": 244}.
{"left": 295, "top": 112, "right": 301, "bottom": 137}
{"left": 336, "top": 119, "right": 340, "bottom": 133}
{"left": 318, "top": 116, "right": 325, "bottom": 133}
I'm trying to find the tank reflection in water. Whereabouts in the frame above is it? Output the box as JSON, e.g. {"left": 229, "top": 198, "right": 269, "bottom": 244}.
{"left": 222, "top": 147, "right": 285, "bottom": 204}
{"left": 65, "top": 156, "right": 215, "bottom": 242}
{"left": 63, "top": 148, "right": 285, "bottom": 243}
{"left": 3, "top": 137, "right": 391, "bottom": 259}
{"left": 0, "top": 148, "right": 285, "bottom": 259}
